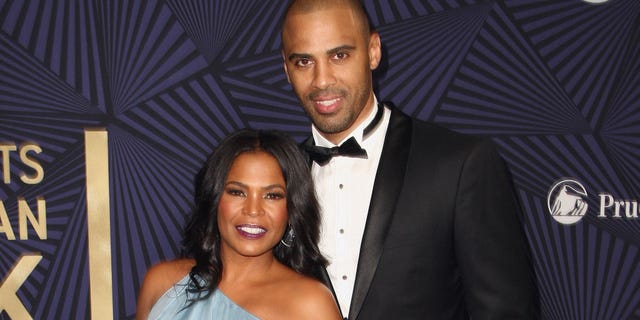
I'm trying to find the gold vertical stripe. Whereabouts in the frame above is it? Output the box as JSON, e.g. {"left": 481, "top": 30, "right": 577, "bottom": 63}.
{"left": 84, "top": 129, "right": 113, "bottom": 320}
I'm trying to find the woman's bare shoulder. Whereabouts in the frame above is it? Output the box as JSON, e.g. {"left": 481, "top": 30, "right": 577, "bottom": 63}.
{"left": 294, "top": 277, "right": 341, "bottom": 318}
{"left": 135, "top": 258, "right": 195, "bottom": 320}
{"left": 145, "top": 259, "right": 194, "bottom": 288}
{"left": 152, "top": 258, "right": 194, "bottom": 277}
{"left": 274, "top": 270, "right": 342, "bottom": 319}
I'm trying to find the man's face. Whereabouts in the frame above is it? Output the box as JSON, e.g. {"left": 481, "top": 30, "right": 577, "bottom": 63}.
{"left": 282, "top": 6, "right": 381, "bottom": 143}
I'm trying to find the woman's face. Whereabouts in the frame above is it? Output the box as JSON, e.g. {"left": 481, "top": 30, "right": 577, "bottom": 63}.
{"left": 218, "top": 151, "right": 288, "bottom": 260}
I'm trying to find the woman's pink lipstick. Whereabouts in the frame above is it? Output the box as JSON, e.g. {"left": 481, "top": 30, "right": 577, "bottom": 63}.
{"left": 236, "top": 224, "right": 267, "bottom": 239}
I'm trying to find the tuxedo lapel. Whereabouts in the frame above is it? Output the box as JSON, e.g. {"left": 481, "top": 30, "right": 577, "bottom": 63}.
{"left": 349, "top": 106, "right": 412, "bottom": 319}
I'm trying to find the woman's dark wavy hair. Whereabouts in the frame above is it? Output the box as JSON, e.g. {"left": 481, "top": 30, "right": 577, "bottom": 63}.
{"left": 181, "top": 129, "right": 327, "bottom": 294}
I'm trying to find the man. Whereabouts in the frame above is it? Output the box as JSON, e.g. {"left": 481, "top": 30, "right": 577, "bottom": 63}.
{"left": 280, "top": 0, "right": 539, "bottom": 319}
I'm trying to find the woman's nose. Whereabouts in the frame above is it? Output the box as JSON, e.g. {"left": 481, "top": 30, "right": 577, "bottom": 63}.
{"left": 243, "top": 194, "right": 264, "bottom": 216}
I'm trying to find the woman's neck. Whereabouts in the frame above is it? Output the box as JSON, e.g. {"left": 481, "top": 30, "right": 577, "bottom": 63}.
{"left": 219, "top": 252, "right": 283, "bottom": 285}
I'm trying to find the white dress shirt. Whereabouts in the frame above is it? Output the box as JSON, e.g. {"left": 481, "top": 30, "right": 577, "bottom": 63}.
{"left": 311, "top": 96, "right": 390, "bottom": 316}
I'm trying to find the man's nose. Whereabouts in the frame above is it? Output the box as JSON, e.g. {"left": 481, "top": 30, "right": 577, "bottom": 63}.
{"left": 311, "top": 61, "right": 336, "bottom": 89}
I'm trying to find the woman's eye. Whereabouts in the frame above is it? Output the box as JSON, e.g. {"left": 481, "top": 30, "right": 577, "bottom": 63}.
{"left": 226, "top": 189, "right": 244, "bottom": 197}
{"left": 265, "top": 192, "right": 285, "bottom": 200}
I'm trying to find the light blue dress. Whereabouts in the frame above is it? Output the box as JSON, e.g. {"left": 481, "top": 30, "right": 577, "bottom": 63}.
{"left": 148, "top": 275, "right": 260, "bottom": 319}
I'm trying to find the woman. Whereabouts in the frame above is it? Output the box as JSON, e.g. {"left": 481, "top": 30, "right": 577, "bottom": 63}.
{"left": 136, "top": 129, "right": 341, "bottom": 319}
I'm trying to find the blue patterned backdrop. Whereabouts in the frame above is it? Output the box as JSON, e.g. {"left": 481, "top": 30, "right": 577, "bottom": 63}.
{"left": 0, "top": 0, "right": 638, "bottom": 319}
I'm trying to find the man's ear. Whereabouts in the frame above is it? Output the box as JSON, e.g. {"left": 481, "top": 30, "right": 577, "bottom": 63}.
{"left": 369, "top": 32, "right": 382, "bottom": 70}
{"left": 282, "top": 50, "right": 291, "bottom": 83}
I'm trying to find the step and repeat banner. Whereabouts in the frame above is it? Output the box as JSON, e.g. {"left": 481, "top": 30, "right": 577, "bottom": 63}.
{"left": 1, "top": 0, "right": 638, "bottom": 319}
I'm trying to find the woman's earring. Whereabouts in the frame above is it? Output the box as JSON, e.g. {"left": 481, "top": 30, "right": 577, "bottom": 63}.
{"left": 280, "top": 226, "right": 295, "bottom": 248}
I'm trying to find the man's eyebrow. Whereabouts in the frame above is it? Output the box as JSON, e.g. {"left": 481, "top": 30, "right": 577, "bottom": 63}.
{"left": 287, "top": 53, "right": 312, "bottom": 62}
{"left": 327, "top": 45, "right": 355, "bottom": 55}
{"left": 287, "top": 45, "right": 356, "bottom": 62}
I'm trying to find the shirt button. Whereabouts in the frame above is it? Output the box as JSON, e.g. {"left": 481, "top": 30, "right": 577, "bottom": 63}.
{"left": 339, "top": 184, "right": 344, "bottom": 189}
{"left": 342, "top": 275, "right": 348, "bottom": 280}
{"left": 339, "top": 229, "right": 344, "bottom": 234}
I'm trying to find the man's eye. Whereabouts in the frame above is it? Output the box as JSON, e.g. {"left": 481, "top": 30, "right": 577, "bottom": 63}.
{"left": 295, "top": 58, "right": 312, "bottom": 67}
{"left": 333, "top": 52, "right": 348, "bottom": 60}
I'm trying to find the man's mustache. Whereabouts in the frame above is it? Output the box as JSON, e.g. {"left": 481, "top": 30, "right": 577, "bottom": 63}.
{"left": 308, "top": 89, "right": 347, "bottom": 100}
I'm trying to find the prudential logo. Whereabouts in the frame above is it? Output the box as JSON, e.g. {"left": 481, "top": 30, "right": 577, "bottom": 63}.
{"left": 547, "top": 178, "right": 639, "bottom": 225}
{"left": 547, "top": 179, "right": 588, "bottom": 225}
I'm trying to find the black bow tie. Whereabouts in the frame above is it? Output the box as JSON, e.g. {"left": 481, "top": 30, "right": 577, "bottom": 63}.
{"left": 303, "top": 102, "right": 384, "bottom": 166}
{"left": 303, "top": 136, "right": 367, "bottom": 165}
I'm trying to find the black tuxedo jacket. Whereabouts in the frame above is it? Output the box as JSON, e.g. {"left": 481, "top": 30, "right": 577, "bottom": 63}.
{"left": 312, "top": 105, "right": 539, "bottom": 319}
